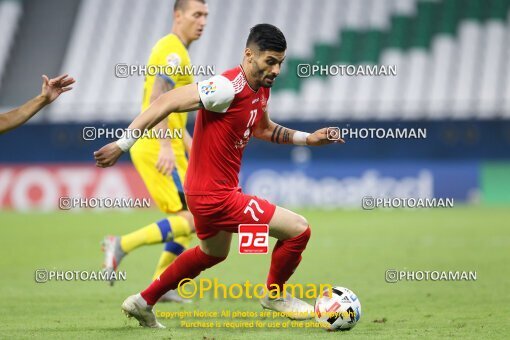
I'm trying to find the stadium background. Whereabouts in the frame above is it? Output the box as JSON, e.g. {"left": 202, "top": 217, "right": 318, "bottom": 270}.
{"left": 0, "top": 0, "right": 509, "bottom": 338}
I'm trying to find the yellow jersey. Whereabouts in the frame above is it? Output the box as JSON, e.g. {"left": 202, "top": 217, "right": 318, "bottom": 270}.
{"left": 138, "top": 33, "right": 193, "bottom": 156}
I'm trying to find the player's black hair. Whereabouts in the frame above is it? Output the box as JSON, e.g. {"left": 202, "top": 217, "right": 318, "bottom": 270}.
{"left": 174, "top": 0, "right": 206, "bottom": 12}
{"left": 246, "top": 24, "right": 287, "bottom": 52}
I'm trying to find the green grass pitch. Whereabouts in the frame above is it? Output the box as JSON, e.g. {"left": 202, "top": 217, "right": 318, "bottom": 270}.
{"left": 0, "top": 207, "right": 509, "bottom": 339}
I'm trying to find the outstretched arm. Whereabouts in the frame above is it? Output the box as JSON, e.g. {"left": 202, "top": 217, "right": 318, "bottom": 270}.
{"left": 252, "top": 107, "right": 344, "bottom": 146}
{"left": 0, "top": 74, "right": 74, "bottom": 134}
{"left": 94, "top": 83, "right": 201, "bottom": 167}
{"left": 124, "top": 83, "right": 201, "bottom": 134}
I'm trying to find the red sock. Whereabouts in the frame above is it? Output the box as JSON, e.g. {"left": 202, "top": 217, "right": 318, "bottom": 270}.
{"left": 141, "top": 246, "right": 226, "bottom": 305}
{"left": 266, "top": 226, "right": 311, "bottom": 291}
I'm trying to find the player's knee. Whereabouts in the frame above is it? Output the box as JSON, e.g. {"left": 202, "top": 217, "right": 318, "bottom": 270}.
{"left": 298, "top": 223, "right": 311, "bottom": 244}
{"left": 295, "top": 214, "right": 309, "bottom": 234}
{"left": 213, "top": 254, "right": 227, "bottom": 264}
{"left": 287, "top": 221, "right": 310, "bottom": 248}
{"left": 199, "top": 243, "right": 230, "bottom": 259}
{"left": 196, "top": 246, "right": 227, "bottom": 268}
{"left": 202, "top": 249, "right": 228, "bottom": 264}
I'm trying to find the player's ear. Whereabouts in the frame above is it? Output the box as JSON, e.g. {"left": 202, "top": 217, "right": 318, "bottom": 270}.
{"left": 245, "top": 47, "right": 253, "bottom": 63}
{"left": 173, "top": 8, "right": 182, "bottom": 22}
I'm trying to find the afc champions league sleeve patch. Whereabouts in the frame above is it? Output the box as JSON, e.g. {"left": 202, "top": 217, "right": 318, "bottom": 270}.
{"left": 166, "top": 53, "right": 181, "bottom": 68}
{"left": 200, "top": 81, "right": 217, "bottom": 95}
{"left": 197, "top": 75, "right": 235, "bottom": 113}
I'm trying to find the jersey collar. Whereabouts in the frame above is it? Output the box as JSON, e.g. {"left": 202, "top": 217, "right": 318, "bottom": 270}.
{"left": 239, "top": 65, "right": 259, "bottom": 93}
{"left": 171, "top": 32, "right": 189, "bottom": 50}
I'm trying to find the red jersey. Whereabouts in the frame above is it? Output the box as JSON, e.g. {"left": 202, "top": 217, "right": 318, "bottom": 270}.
{"left": 184, "top": 66, "right": 270, "bottom": 195}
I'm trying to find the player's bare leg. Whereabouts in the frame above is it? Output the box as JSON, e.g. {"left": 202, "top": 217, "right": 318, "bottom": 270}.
{"left": 198, "top": 230, "right": 232, "bottom": 257}
{"left": 122, "top": 232, "right": 230, "bottom": 327}
{"left": 267, "top": 206, "right": 309, "bottom": 239}
{"left": 260, "top": 206, "right": 314, "bottom": 320}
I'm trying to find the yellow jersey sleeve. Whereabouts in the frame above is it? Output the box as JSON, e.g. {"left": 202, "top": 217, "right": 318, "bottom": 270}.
{"left": 140, "top": 34, "right": 193, "bottom": 156}
{"left": 142, "top": 35, "right": 194, "bottom": 110}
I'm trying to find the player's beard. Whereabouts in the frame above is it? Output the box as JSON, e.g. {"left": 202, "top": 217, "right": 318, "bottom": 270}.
{"left": 249, "top": 60, "right": 276, "bottom": 88}
{"left": 262, "top": 74, "right": 276, "bottom": 88}
{"left": 258, "top": 70, "right": 275, "bottom": 88}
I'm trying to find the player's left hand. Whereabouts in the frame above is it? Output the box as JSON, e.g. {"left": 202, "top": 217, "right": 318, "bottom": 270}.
{"left": 306, "top": 127, "right": 345, "bottom": 146}
{"left": 156, "top": 142, "right": 176, "bottom": 176}
{"left": 41, "top": 74, "right": 75, "bottom": 103}
{"left": 94, "top": 142, "right": 123, "bottom": 168}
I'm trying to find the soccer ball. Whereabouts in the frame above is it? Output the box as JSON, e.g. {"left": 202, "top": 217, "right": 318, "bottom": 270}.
{"left": 314, "top": 286, "right": 361, "bottom": 331}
